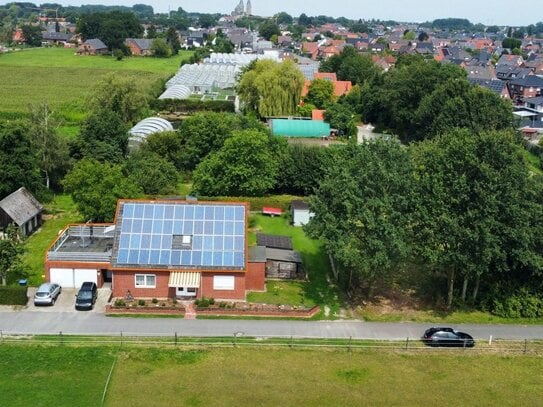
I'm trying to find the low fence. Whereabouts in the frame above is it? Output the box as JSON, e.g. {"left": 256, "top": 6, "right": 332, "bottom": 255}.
{"left": 0, "top": 331, "right": 542, "bottom": 355}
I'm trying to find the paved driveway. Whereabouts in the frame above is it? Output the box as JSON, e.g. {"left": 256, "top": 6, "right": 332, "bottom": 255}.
{"left": 20, "top": 286, "right": 111, "bottom": 313}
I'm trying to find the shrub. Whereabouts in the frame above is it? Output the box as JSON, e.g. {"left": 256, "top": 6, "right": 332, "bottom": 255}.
{"left": 0, "top": 286, "right": 28, "bottom": 305}
{"left": 172, "top": 299, "right": 178, "bottom": 305}
{"left": 219, "top": 301, "right": 227, "bottom": 308}
{"left": 138, "top": 299, "right": 146, "bottom": 306}
{"left": 194, "top": 298, "right": 200, "bottom": 306}
{"left": 197, "top": 297, "right": 210, "bottom": 308}
{"left": 161, "top": 302, "right": 166, "bottom": 307}
{"left": 114, "top": 298, "right": 126, "bottom": 307}
{"left": 150, "top": 99, "right": 235, "bottom": 114}
{"left": 152, "top": 298, "right": 158, "bottom": 304}
{"left": 491, "top": 289, "right": 543, "bottom": 318}
{"left": 209, "top": 297, "right": 215, "bottom": 305}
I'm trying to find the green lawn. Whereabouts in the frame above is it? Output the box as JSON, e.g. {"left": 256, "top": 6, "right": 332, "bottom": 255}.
{"left": 0, "top": 48, "right": 193, "bottom": 136}
{"left": 1, "top": 344, "right": 542, "bottom": 407}
{"left": 21, "top": 194, "right": 81, "bottom": 286}
{"left": 0, "top": 345, "right": 115, "bottom": 407}
{"left": 523, "top": 149, "right": 543, "bottom": 176}
{"left": 247, "top": 214, "right": 340, "bottom": 314}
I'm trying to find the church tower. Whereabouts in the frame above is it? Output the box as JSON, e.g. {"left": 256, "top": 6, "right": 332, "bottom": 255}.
{"left": 234, "top": 0, "right": 244, "bottom": 16}
{"left": 245, "top": 0, "right": 252, "bottom": 16}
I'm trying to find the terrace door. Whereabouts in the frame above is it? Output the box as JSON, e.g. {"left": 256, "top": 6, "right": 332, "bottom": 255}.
{"left": 176, "top": 287, "right": 197, "bottom": 297}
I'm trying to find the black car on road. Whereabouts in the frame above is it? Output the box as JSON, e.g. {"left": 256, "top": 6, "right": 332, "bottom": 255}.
{"left": 75, "top": 282, "right": 98, "bottom": 311}
{"left": 422, "top": 327, "right": 475, "bottom": 347}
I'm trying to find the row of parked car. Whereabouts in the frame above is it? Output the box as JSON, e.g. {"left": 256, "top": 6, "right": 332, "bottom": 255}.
{"left": 33, "top": 282, "right": 98, "bottom": 310}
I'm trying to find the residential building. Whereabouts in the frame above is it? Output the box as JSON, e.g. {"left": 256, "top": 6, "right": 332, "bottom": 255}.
{"left": 45, "top": 199, "right": 266, "bottom": 300}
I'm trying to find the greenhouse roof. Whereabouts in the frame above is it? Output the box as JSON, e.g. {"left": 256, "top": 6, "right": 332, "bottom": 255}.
{"left": 159, "top": 85, "right": 192, "bottom": 100}
{"left": 271, "top": 119, "right": 330, "bottom": 138}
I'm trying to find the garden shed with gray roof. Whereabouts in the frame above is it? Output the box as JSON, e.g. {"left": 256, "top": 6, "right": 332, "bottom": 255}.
{"left": 0, "top": 187, "right": 43, "bottom": 237}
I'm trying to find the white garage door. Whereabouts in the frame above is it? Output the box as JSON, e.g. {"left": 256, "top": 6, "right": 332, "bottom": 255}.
{"left": 50, "top": 268, "right": 98, "bottom": 288}
{"left": 74, "top": 269, "right": 98, "bottom": 287}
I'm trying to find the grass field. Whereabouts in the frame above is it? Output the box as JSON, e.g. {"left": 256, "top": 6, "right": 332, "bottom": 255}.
{"left": 0, "top": 48, "right": 193, "bottom": 136}
{"left": 1, "top": 344, "right": 542, "bottom": 407}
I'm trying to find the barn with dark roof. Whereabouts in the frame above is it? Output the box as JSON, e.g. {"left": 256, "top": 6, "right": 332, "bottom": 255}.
{"left": 0, "top": 187, "right": 43, "bottom": 237}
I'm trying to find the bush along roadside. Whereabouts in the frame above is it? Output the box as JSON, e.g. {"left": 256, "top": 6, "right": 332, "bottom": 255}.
{"left": 0, "top": 286, "right": 28, "bottom": 305}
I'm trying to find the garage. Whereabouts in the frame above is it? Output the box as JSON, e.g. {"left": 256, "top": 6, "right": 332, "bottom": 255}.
{"left": 49, "top": 268, "right": 98, "bottom": 288}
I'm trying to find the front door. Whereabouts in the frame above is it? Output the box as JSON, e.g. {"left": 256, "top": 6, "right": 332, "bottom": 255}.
{"left": 176, "top": 287, "right": 197, "bottom": 297}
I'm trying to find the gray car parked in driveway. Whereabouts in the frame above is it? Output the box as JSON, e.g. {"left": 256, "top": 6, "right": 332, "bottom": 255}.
{"left": 34, "top": 283, "right": 62, "bottom": 306}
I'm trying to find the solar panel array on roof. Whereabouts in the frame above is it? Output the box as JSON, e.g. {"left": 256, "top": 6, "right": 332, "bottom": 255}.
{"left": 112, "top": 201, "right": 246, "bottom": 269}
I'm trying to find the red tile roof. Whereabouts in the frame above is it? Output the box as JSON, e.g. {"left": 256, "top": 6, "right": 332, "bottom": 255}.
{"left": 312, "top": 109, "right": 325, "bottom": 120}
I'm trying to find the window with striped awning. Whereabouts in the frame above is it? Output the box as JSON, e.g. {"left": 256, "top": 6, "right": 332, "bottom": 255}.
{"left": 168, "top": 272, "right": 201, "bottom": 288}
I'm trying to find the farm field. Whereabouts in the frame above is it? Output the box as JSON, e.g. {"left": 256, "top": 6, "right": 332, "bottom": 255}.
{"left": 1, "top": 344, "right": 541, "bottom": 407}
{"left": 0, "top": 48, "right": 193, "bottom": 136}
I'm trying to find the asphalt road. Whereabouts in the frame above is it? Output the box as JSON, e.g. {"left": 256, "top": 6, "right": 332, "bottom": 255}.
{"left": 1, "top": 310, "right": 542, "bottom": 340}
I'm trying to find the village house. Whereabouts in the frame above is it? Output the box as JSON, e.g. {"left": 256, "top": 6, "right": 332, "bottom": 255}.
{"left": 45, "top": 199, "right": 266, "bottom": 300}
{"left": 77, "top": 38, "right": 108, "bottom": 55}
{"left": 125, "top": 38, "right": 153, "bottom": 56}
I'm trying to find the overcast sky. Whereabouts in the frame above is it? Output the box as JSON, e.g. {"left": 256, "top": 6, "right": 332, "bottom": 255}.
{"left": 41, "top": 0, "right": 542, "bottom": 26}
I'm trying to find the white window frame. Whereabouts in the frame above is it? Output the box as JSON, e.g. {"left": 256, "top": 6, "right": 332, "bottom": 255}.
{"left": 213, "top": 275, "right": 235, "bottom": 290}
{"left": 135, "top": 274, "right": 156, "bottom": 288}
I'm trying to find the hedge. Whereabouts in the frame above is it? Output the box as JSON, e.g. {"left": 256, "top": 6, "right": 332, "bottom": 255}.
{"left": 0, "top": 286, "right": 28, "bottom": 305}
{"left": 150, "top": 99, "right": 235, "bottom": 114}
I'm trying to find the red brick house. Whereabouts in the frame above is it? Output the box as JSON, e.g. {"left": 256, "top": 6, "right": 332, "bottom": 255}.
{"left": 125, "top": 38, "right": 153, "bottom": 56}
{"left": 301, "top": 72, "right": 353, "bottom": 98}
{"left": 77, "top": 38, "right": 108, "bottom": 55}
{"left": 45, "top": 199, "right": 266, "bottom": 300}
{"left": 508, "top": 75, "right": 543, "bottom": 103}
{"left": 301, "top": 42, "right": 319, "bottom": 60}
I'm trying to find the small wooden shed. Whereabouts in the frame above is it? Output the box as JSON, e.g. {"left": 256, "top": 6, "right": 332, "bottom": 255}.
{"left": 291, "top": 200, "right": 313, "bottom": 226}
{"left": 0, "top": 187, "right": 43, "bottom": 237}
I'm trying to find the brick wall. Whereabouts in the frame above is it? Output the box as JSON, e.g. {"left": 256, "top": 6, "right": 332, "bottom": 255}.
{"left": 112, "top": 270, "right": 173, "bottom": 299}
{"left": 246, "top": 261, "right": 265, "bottom": 291}
{"left": 200, "top": 272, "right": 246, "bottom": 300}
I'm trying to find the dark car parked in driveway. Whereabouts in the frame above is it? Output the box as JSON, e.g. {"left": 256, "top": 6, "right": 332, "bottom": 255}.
{"left": 422, "top": 327, "right": 475, "bottom": 347}
{"left": 34, "top": 283, "right": 61, "bottom": 306}
{"left": 75, "top": 282, "right": 98, "bottom": 310}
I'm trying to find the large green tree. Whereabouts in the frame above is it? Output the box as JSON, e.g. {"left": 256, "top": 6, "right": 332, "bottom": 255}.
{"left": 21, "top": 24, "right": 42, "bottom": 46}
{"left": 414, "top": 79, "right": 513, "bottom": 141}
{"left": 177, "top": 112, "right": 267, "bottom": 171}
{"left": 304, "top": 78, "right": 334, "bottom": 109}
{"left": 258, "top": 20, "right": 280, "bottom": 40}
{"left": 63, "top": 158, "right": 142, "bottom": 222}
{"left": 28, "top": 102, "right": 69, "bottom": 190}
{"left": 192, "top": 130, "right": 283, "bottom": 197}
{"left": 125, "top": 150, "right": 178, "bottom": 195}
{"left": 0, "top": 121, "right": 42, "bottom": 199}
{"left": 306, "top": 141, "right": 413, "bottom": 294}
{"left": 275, "top": 143, "right": 335, "bottom": 196}
{"left": 0, "top": 224, "right": 24, "bottom": 286}
{"left": 77, "top": 109, "right": 129, "bottom": 162}
{"left": 87, "top": 73, "right": 147, "bottom": 124}
{"left": 237, "top": 59, "right": 304, "bottom": 118}
{"left": 411, "top": 129, "right": 543, "bottom": 308}
{"left": 139, "top": 131, "right": 183, "bottom": 169}
{"left": 361, "top": 55, "right": 467, "bottom": 142}
{"left": 324, "top": 102, "right": 358, "bottom": 138}
{"left": 76, "top": 11, "right": 143, "bottom": 50}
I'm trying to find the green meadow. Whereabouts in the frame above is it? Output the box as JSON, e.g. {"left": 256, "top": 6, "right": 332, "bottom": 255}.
{"left": 0, "top": 47, "right": 192, "bottom": 136}
{"left": 1, "top": 344, "right": 541, "bottom": 407}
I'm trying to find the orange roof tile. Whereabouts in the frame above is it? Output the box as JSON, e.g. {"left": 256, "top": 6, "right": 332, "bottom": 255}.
{"left": 312, "top": 110, "right": 325, "bottom": 120}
